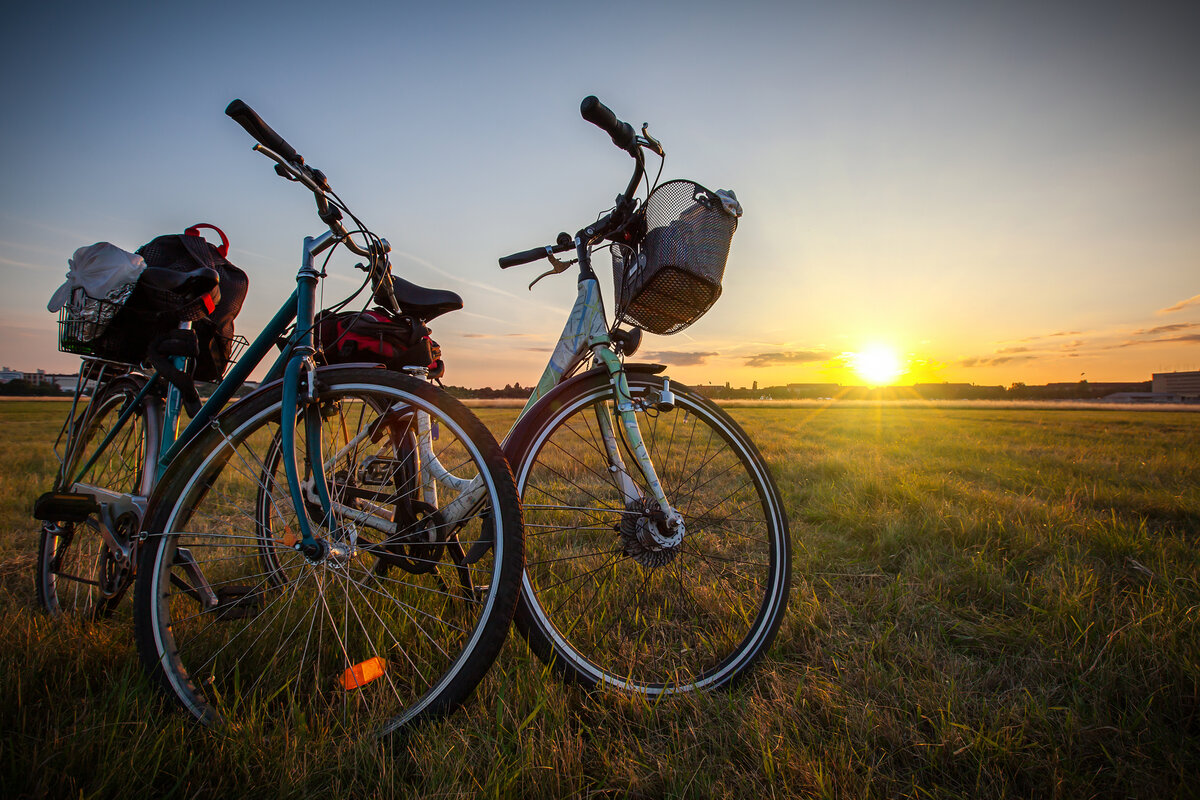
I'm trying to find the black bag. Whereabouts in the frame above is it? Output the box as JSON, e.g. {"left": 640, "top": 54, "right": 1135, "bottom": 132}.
{"left": 116, "top": 224, "right": 249, "bottom": 381}
{"left": 315, "top": 307, "right": 443, "bottom": 378}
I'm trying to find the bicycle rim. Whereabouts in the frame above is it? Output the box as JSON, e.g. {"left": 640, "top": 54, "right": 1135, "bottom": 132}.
{"left": 510, "top": 373, "right": 789, "bottom": 693}
{"left": 135, "top": 369, "right": 522, "bottom": 737}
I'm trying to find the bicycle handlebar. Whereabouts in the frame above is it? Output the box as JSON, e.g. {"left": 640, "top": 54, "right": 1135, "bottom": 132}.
{"left": 226, "top": 99, "right": 377, "bottom": 263}
{"left": 225, "top": 99, "right": 302, "bottom": 165}
{"left": 499, "top": 241, "right": 574, "bottom": 269}
{"left": 499, "top": 96, "right": 649, "bottom": 271}
{"left": 580, "top": 95, "right": 637, "bottom": 155}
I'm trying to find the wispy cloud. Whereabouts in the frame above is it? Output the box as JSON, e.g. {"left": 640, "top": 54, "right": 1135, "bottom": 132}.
{"left": 391, "top": 250, "right": 560, "bottom": 315}
{"left": 0, "top": 256, "right": 44, "bottom": 271}
{"left": 960, "top": 354, "right": 1040, "bottom": 367}
{"left": 743, "top": 350, "right": 833, "bottom": 368}
{"left": 646, "top": 350, "right": 718, "bottom": 367}
{"left": 1015, "top": 330, "right": 1083, "bottom": 343}
{"left": 1131, "top": 321, "right": 1200, "bottom": 337}
{"left": 460, "top": 332, "right": 539, "bottom": 340}
{"left": 1157, "top": 294, "right": 1200, "bottom": 315}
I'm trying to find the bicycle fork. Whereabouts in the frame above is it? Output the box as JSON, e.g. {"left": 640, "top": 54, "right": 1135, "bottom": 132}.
{"left": 591, "top": 346, "right": 686, "bottom": 548}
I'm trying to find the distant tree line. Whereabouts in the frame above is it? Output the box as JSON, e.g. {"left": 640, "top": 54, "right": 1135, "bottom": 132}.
{"left": 0, "top": 379, "right": 69, "bottom": 397}
{"left": 442, "top": 382, "right": 534, "bottom": 400}
{"left": 691, "top": 380, "right": 1153, "bottom": 401}
{"left": 435, "top": 380, "right": 1158, "bottom": 401}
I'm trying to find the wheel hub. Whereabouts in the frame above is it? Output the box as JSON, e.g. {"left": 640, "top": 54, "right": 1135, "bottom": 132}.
{"left": 619, "top": 500, "right": 679, "bottom": 568}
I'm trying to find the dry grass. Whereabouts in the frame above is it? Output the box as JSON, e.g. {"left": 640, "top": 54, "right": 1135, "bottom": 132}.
{"left": 2, "top": 401, "right": 1198, "bottom": 798}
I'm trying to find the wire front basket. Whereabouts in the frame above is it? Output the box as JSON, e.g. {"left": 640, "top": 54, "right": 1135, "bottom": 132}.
{"left": 58, "top": 292, "right": 126, "bottom": 356}
{"left": 59, "top": 288, "right": 249, "bottom": 381}
{"left": 612, "top": 180, "right": 738, "bottom": 336}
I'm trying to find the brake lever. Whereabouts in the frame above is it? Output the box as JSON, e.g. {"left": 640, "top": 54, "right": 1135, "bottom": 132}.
{"left": 528, "top": 251, "right": 577, "bottom": 290}
{"left": 640, "top": 124, "right": 664, "bottom": 157}
{"left": 274, "top": 164, "right": 300, "bottom": 182}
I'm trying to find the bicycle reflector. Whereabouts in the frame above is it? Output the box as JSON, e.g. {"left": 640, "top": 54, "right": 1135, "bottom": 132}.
{"left": 341, "top": 657, "right": 387, "bottom": 690}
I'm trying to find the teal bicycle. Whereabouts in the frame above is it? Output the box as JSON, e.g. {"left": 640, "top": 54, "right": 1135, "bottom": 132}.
{"left": 35, "top": 100, "right": 524, "bottom": 736}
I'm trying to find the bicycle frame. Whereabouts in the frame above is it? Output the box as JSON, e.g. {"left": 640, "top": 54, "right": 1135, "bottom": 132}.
{"left": 416, "top": 243, "right": 686, "bottom": 545}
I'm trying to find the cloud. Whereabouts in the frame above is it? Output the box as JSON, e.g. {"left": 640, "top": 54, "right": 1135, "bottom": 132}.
{"left": 1157, "top": 294, "right": 1200, "bottom": 315}
{"left": 1016, "top": 330, "right": 1083, "bottom": 343}
{"left": 1131, "top": 322, "right": 1200, "bottom": 336}
{"left": 1112, "top": 331, "right": 1200, "bottom": 349}
{"left": 646, "top": 350, "right": 718, "bottom": 366}
{"left": 743, "top": 350, "right": 833, "bottom": 368}
{"left": 960, "top": 354, "right": 1040, "bottom": 367}
{"left": 996, "top": 345, "right": 1032, "bottom": 354}
{"left": 0, "top": 256, "right": 43, "bottom": 271}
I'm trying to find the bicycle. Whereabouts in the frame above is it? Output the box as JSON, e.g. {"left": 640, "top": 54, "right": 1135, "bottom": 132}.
{"left": 492, "top": 97, "right": 792, "bottom": 695}
{"left": 34, "top": 100, "right": 524, "bottom": 736}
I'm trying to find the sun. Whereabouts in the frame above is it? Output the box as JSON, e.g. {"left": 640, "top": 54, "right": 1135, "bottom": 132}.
{"left": 852, "top": 345, "right": 904, "bottom": 386}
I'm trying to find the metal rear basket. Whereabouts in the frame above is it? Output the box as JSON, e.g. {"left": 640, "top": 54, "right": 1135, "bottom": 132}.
{"left": 612, "top": 179, "right": 738, "bottom": 335}
{"left": 211, "top": 333, "right": 250, "bottom": 381}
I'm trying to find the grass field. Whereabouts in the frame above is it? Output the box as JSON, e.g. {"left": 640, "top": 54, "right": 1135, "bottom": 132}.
{"left": 1, "top": 400, "right": 1197, "bottom": 798}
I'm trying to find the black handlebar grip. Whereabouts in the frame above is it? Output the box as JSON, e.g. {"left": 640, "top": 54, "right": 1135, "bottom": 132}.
{"left": 499, "top": 247, "right": 550, "bottom": 269}
{"left": 225, "top": 99, "right": 302, "bottom": 164}
{"left": 580, "top": 95, "right": 637, "bottom": 153}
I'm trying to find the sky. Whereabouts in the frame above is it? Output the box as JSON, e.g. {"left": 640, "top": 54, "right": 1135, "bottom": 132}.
{"left": 2, "top": 0, "right": 1197, "bottom": 389}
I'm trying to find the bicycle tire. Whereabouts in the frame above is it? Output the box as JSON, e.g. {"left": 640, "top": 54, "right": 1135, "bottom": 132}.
{"left": 133, "top": 366, "right": 523, "bottom": 737}
{"left": 505, "top": 370, "right": 790, "bottom": 694}
{"left": 37, "top": 373, "right": 159, "bottom": 616}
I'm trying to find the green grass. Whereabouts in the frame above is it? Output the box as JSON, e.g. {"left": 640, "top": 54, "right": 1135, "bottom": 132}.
{"left": 2, "top": 400, "right": 1198, "bottom": 798}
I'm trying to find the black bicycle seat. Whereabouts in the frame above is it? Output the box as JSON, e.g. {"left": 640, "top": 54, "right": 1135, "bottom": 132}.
{"left": 138, "top": 266, "right": 219, "bottom": 295}
{"left": 389, "top": 275, "right": 463, "bottom": 321}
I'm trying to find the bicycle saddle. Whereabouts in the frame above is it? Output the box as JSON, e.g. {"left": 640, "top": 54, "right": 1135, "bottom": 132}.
{"left": 387, "top": 275, "right": 463, "bottom": 322}
{"left": 138, "top": 266, "right": 219, "bottom": 295}
{"left": 130, "top": 266, "right": 221, "bottom": 322}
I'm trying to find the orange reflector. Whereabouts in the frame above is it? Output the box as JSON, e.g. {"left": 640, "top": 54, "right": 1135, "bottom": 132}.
{"left": 278, "top": 526, "right": 297, "bottom": 548}
{"left": 341, "top": 657, "right": 387, "bottom": 691}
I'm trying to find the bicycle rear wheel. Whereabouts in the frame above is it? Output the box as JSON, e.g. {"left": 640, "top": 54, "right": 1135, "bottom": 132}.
{"left": 506, "top": 370, "right": 790, "bottom": 694}
{"left": 133, "top": 367, "right": 522, "bottom": 737}
{"left": 37, "top": 373, "right": 158, "bottom": 616}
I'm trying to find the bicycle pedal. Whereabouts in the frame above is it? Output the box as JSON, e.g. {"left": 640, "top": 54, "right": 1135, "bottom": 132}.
{"left": 212, "top": 584, "right": 262, "bottom": 620}
{"left": 33, "top": 492, "right": 100, "bottom": 522}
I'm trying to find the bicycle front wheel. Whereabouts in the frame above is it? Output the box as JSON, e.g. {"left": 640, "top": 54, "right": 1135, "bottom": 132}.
{"left": 133, "top": 367, "right": 523, "bottom": 737}
{"left": 506, "top": 370, "right": 790, "bottom": 694}
{"left": 38, "top": 373, "right": 158, "bottom": 616}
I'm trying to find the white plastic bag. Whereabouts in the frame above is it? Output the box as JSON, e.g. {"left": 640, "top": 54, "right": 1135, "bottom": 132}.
{"left": 48, "top": 242, "right": 146, "bottom": 312}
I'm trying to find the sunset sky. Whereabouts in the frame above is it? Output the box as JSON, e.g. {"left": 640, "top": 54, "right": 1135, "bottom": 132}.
{"left": 2, "top": 1, "right": 1197, "bottom": 389}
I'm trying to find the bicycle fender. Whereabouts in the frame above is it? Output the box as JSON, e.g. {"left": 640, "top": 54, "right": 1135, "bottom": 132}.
{"left": 502, "top": 362, "right": 670, "bottom": 452}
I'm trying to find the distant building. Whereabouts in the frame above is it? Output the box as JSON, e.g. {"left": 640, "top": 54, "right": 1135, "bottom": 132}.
{"left": 692, "top": 384, "right": 729, "bottom": 398}
{"left": 1, "top": 368, "right": 77, "bottom": 390}
{"left": 1102, "top": 392, "right": 1183, "bottom": 404}
{"left": 20, "top": 370, "right": 79, "bottom": 391}
{"left": 1153, "top": 370, "right": 1200, "bottom": 399}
